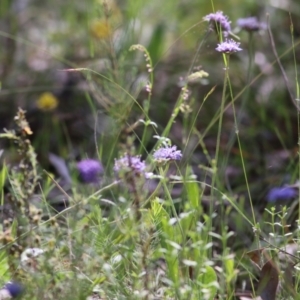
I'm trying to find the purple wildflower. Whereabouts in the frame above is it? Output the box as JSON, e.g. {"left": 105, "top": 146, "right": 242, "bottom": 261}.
{"left": 77, "top": 159, "right": 103, "bottom": 183}
{"left": 216, "top": 39, "right": 242, "bottom": 54}
{"left": 203, "top": 11, "right": 231, "bottom": 37}
{"left": 3, "top": 282, "right": 23, "bottom": 298}
{"left": 114, "top": 155, "right": 146, "bottom": 175}
{"left": 153, "top": 145, "right": 182, "bottom": 162}
{"left": 236, "top": 17, "right": 266, "bottom": 32}
{"left": 266, "top": 187, "right": 297, "bottom": 203}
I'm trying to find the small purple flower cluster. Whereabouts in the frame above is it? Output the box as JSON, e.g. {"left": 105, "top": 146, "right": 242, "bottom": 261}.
{"left": 236, "top": 17, "right": 266, "bottom": 32}
{"left": 216, "top": 39, "right": 242, "bottom": 54}
{"left": 113, "top": 155, "right": 146, "bottom": 175}
{"left": 266, "top": 186, "right": 297, "bottom": 203}
{"left": 77, "top": 159, "right": 103, "bottom": 183}
{"left": 203, "top": 11, "right": 231, "bottom": 37}
{"left": 0, "top": 282, "right": 23, "bottom": 299}
{"left": 153, "top": 145, "right": 182, "bottom": 162}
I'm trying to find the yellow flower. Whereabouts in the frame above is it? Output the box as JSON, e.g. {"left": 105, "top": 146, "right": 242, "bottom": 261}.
{"left": 36, "top": 92, "right": 58, "bottom": 111}
{"left": 90, "top": 20, "right": 112, "bottom": 39}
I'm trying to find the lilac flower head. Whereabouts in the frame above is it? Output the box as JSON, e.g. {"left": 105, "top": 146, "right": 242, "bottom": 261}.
{"left": 216, "top": 39, "right": 242, "bottom": 54}
{"left": 77, "top": 159, "right": 103, "bottom": 183}
{"left": 3, "top": 282, "right": 23, "bottom": 297}
{"left": 153, "top": 145, "right": 182, "bottom": 162}
{"left": 114, "top": 155, "right": 146, "bottom": 175}
{"left": 266, "top": 187, "right": 297, "bottom": 203}
{"left": 203, "top": 11, "right": 231, "bottom": 37}
{"left": 236, "top": 17, "right": 266, "bottom": 32}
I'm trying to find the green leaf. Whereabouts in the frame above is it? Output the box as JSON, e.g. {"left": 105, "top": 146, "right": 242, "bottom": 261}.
{"left": 197, "top": 265, "right": 218, "bottom": 300}
{"left": 0, "top": 163, "right": 7, "bottom": 206}
{"left": 224, "top": 256, "right": 236, "bottom": 283}
{"left": 186, "top": 181, "right": 201, "bottom": 211}
{"left": 0, "top": 250, "right": 9, "bottom": 281}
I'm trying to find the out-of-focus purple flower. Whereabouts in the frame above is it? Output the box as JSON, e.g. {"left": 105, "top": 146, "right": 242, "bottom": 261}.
{"left": 216, "top": 39, "right": 242, "bottom": 54}
{"left": 77, "top": 159, "right": 103, "bottom": 183}
{"left": 266, "top": 187, "right": 297, "bottom": 203}
{"left": 1, "top": 282, "right": 23, "bottom": 298}
{"left": 236, "top": 17, "right": 266, "bottom": 32}
{"left": 153, "top": 145, "right": 182, "bottom": 162}
{"left": 114, "top": 155, "right": 146, "bottom": 175}
{"left": 203, "top": 11, "right": 231, "bottom": 37}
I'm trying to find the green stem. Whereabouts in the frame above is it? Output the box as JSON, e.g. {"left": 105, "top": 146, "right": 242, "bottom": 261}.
{"left": 226, "top": 57, "right": 257, "bottom": 227}
{"left": 158, "top": 166, "right": 184, "bottom": 238}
